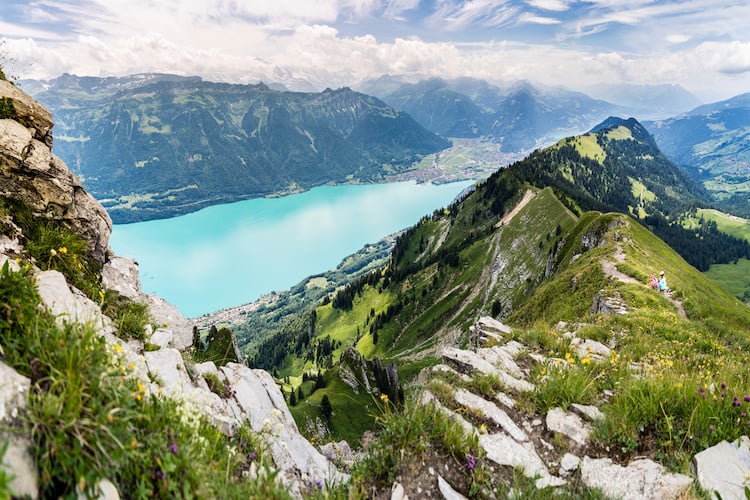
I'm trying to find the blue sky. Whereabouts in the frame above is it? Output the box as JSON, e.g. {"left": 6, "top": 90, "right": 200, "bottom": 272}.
{"left": 1, "top": 0, "right": 749, "bottom": 101}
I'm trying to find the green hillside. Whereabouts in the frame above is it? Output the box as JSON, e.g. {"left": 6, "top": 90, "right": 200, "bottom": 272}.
{"left": 242, "top": 118, "right": 750, "bottom": 452}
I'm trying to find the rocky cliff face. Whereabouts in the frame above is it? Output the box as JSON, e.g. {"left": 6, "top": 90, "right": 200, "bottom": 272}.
{"left": 0, "top": 81, "right": 343, "bottom": 498}
{"left": 0, "top": 80, "right": 111, "bottom": 263}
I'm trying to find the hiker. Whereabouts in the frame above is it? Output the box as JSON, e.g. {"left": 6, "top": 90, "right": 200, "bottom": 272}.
{"left": 658, "top": 271, "right": 668, "bottom": 293}
{"left": 649, "top": 274, "right": 659, "bottom": 290}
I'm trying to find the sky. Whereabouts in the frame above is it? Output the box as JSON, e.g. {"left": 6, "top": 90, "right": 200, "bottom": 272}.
{"left": 1, "top": 0, "right": 749, "bottom": 102}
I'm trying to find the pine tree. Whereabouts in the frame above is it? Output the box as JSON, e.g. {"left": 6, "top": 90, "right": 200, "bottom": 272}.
{"left": 321, "top": 395, "right": 332, "bottom": 421}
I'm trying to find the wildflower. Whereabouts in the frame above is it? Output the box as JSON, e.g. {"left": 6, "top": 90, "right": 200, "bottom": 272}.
{"left": 50, "top": 248, "right": 57, "bottom": 257}
{"left": 466, "top": 454, "right": 475, "bottom": 472}
{"left": 380, "top": 393, "right": 389, "bottom": 403}
{"left": 581, "top": 357, "right": 591, "bottom": 365}
{"left": 744, "top": 395, "right": 750, "bottom": 402}
{"left": 156, "top": 470, "right": 166, "bottom": 479}
{"left": 479, "top": 423, "right": 488, "bottom": 434}
{"left": 114, "top": 344, "right": 123, "bottom": 353}
{"left": 170, "top": 443, "right": 179, "bottom": 454}
{"left": 249, "top": 452, "right": 257, "bottom": 461}
{"left": 721, "top": 382, "right": 727, "bottom": 390}
{"left": 58, "top": 247, "right": 68, "bottom": 254}
{"left": 129, "top": 362, "right": 135, "bottom": 370}
{"left": 131, "top": 438, "right": 137, "bottom": 447}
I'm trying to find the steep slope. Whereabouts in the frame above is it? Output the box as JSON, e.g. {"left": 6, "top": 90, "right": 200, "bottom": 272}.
{"left": 1, "top": 75, "right": 346, "bottom": 498}
{"left": 365, "top": 77, "right": 622, "bottom": 152}
{"left": 25, "top": 74, "right": 450, "bottom": 222}
{"left": 645, "top": 94, "right": 750, "bottom": 216}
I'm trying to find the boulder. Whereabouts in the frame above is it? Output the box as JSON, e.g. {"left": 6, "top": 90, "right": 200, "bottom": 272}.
{"left": 101, "top": 257, "right": 141, "bottom": 300}
{"left": 479, "top": 433, "right": 565, "bottom": 489}
{"left": 143, "top": 294, "right": 193, "bottom": 350}
{"left": 35, "top": 270, "right": 113, "bottom": 333}
{"left": 546, "top": 408, "right": 592, "bottom": 446}
{"left": 581, "top": 457, "right": 692, "bottom": 500}
{"left": 692, "top": 437, "right": 750, "bottom": 499}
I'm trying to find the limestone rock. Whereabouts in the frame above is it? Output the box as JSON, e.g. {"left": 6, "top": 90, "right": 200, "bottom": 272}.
{"left": 420, "top": 390, "right": 475, "bottom": 437}
{"left": 221, "top": 363, "right": 347, "bottom": 494}
{"left": 391, "top": 482, "right": 407, "bottom": 500}
{"left": 437, "top": 474, "right": 467, "bottom": 500}
{"left": 143, "top": 294, "right": 193, "bottom": 350}
{"left": 581, "top": 457, "right": 692, "bottom": 500}
{"left": 477, "top": 346, "right": 523, "bottom": 378}
{"left": 0, "top": 80, "right": 53, "bottom": 145}
{"left": 571, "top": 338, "right": 611, "bottom": 361}
{"left": 476, "top": 316, "right": 512, "bottom": 336}
{"left": 0, "top": 116, "right": 111, "bottom": 263}
{"left": 559, "top": 453, "right": 581, "bottom": 477}
{"left": 35, "top": 270, "right": 113, "bottom": 333}
{"left": 479, "top": 433, "right": 565, "bottom": 489}
{"left": 546, "top": 408, "right": 592, "bottom": 446}
{"left": 454, "top": 389, "right": 526, "bottom": 442}
{"left": 144, "top": 348, "right": 193, "bottom": 395}
{"left": 441, "top": 347, "right": 534, "bottom": 392}
{"left": 148, "top": 328, "right": 174, "bottom": 349}
{"left": 101, "top": 257, "right": 141, "bottom": 300}
{"left": 0, "top": 361, "right": 29, "bottom": 423}
{"left": 570, "top": 403, "right": 604, "bottom": 422}
{"left": 1, "top": 435, "right": 39, "bottom": 499}
{"left": 692, "top": 437, "right": 750, "bottom": 499}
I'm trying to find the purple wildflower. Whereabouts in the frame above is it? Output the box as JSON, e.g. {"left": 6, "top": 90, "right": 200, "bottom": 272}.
{"left": 326, "top": 453, "right": 333, "bottom": 461}
{"left": 744, "top": 395, "right": 750, "bottom": 402}
{"left": 156, "top": 470, "right": 166, "bottom": 479}
{"left": 466, "top": 454, "right": 475, "bottom": 472}
{"left": 249, "top": 452, "right": 257, "bottom": 461}
{"left": 170, "top": 443, "right": 178, "bottom": 454}
{"left": 721, "top": 382, "right": 727, "bottom": 390}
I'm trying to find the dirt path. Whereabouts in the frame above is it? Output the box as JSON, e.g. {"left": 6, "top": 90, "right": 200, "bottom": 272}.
{"left": 600, "top": 243, "right": 686, "bottom": 318}
{"left": 496, "top": 189, "right": 535, "bottom": 228}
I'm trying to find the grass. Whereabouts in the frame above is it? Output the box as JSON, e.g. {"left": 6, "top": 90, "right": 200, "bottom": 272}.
{"left": 505, "top": 211, "right": 750, "bottom": 473}
{"left": 0, "top": 262, "right": 290, "bottom": 498}
{"left": 705, "top": 258, "right": 750, "bottom": 302}
{"left": 350, "top": 391, "right": 483, "bottom": 496}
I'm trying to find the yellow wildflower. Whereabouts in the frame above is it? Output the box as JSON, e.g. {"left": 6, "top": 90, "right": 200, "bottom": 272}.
{"left": 131, "top": 439, "right": 137, "bottom": 448}
{"left": 479, "top": 423, "right": 488, "bottom": 434}
{"left": 114, "top": 344, "right": 123, "bottom": 353}
{"left": 58, "top": 247, "right": 67, "bottom": 254}
{"left": 581, "top": 357, "right": 591, "bottom": 365}
{"left": 380, "top": 393, "right": 389, "bottom": 403}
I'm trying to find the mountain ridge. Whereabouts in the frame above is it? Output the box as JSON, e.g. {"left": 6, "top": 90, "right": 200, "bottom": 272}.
{"left": 23, "top": 74, "right": 451, "bottom": 223}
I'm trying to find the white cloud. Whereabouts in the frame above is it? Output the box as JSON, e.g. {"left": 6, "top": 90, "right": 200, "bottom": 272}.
{"left": 525, "top": 0, "right": 570, "bottom": 12}
{"left": 519, "top": 13, "right": 561, "bottom": 25}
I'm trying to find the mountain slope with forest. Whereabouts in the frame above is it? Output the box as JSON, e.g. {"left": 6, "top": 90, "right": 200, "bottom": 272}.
{"left": 645, "top": 93, "right": 750, "bottom": 217}
{"left": 237, "top": 117, "right": 750, "bottom": 442}
{"left": 24, "top": 74, "right": 450, "bottom": 222}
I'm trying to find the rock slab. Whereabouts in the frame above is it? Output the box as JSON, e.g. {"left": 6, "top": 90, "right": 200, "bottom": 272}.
{"left": 693, "top": 437, "right": 750, "bottom": 500}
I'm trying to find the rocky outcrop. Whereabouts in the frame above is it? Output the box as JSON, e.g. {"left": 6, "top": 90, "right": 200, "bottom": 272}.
{"left": 420, "top": 317, "right": 698, "bottom": 498}
{"left": 0, "top": 80, "right": 111, "bottom": 263}
{"left": 692, "top": 437, "right": 750, "bottom": 499}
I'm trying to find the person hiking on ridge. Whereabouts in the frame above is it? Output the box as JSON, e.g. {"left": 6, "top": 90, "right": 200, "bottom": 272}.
{"left": 658, "top": 271, "right": 668, "bottom": 293}
{"left": 649, "top": 274, "right": 659, "bottom": 289}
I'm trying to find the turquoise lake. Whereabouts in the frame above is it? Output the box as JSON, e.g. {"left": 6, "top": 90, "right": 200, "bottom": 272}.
{"left": 109, "top": 180, "right": 474, "bottom": 317}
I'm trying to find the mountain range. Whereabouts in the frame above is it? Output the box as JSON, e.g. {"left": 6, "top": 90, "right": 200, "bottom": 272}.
{"left": 358, "top": 76, "right": 625, "bottom": 152}
{"left": 23, "top": 74, "right": 449, "bottom": 223}
{"left": 645, "top": 93, "right": 750, "bottom": 217}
